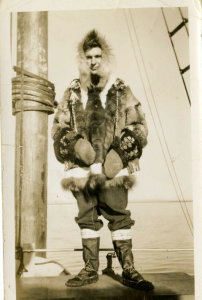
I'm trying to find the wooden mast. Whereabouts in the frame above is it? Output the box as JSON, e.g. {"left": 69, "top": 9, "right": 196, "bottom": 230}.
{"left": 15, "top": 12, "right": 49, "bottom": 258}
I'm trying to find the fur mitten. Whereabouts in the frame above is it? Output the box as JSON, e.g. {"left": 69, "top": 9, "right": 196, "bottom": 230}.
{"left": 126, "top": 104, "right": 148, "bottom": 148}
{"left": 120, "top": 128, "right": 142, "bottom": 160}
{"left": 104, "top": 148, "right": 125, "bottom": 179}
{"left": 104, "top": 130, "right": 142, "bottom": 179}
{"left": 74, "top": 139, "right": 96, "bottom": 165}
{"left": 53, "top": 128, "right": 95, "bottom": 165}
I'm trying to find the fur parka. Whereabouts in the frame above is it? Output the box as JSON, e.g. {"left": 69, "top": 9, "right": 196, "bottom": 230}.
{"left": 51, "top": 30, "right": 148, "bottom": 191}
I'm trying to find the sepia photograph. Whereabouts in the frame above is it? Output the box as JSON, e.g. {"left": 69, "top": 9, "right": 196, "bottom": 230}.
{"left": 1, "top": 1, "right": 202, "bottom": 299}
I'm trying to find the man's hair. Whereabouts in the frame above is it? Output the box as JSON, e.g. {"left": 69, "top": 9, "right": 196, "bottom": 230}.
{"left": 83, "top": 30, "right": 102, "bottom": 52}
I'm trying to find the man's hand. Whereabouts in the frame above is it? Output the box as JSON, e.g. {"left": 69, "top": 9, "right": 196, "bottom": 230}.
{"left": 127, "top": 158, "right": 140, "bottom": 174}
{"left": 64, "top": 161, "right": 75, "bottom": 172}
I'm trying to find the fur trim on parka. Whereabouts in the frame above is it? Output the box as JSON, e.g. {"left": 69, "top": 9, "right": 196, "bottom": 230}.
{"left": 61, "top": 173, "right": 137, "bottom": 192}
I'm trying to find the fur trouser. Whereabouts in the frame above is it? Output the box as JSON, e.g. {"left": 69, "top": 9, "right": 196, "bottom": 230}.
{"left": 72, "top": 186, "right": 135, "bottom": 231}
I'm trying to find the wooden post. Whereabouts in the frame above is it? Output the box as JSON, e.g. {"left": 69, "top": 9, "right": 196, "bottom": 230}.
{"left": 15, "top": 12, "right": 48, "bottom": 258}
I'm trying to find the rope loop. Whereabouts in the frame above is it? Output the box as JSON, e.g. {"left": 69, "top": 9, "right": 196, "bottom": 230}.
{"left": 12, "top": 66, "right": 57, "bottom": 115}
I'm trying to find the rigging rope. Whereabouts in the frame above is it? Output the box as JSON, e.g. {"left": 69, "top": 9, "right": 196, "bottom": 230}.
{"left": 124, "top": 9, "right": 193, "bottom": 237}
{"left": 178, "top": 8, "right": 189, "bottom": 37}
{"left": 161, "top": 8, "right": 191, "bottom": 105}
{"left": 20, "top": 248, "right": 194, "bottom": 253}
{"left": 15, "top": 13, "right": 27, "bottom": 278}
{"left": 35, "top": 260, "right": 71, "bottom": 275}
{"left": 18, "top": 13, "right": 24, "bottom": 248}
{"left": 12, "top": 66, "right": 57, "bottom": 115}
{"left": 128, "top": 8, "right": 193, "bottom": 233}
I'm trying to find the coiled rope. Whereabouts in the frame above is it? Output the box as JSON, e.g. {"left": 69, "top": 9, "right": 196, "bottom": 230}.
{"left": 12, "top": 66, "right": 57, "bottom": 115}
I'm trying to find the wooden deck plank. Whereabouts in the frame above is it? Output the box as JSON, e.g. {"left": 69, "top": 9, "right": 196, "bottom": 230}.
{"left": 16, "top": 272, "right": 194, "bottom": 300}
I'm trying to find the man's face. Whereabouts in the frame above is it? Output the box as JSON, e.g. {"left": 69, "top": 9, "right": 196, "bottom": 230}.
{"left": 85, "top": 47, "right": 102, "bottom": 74}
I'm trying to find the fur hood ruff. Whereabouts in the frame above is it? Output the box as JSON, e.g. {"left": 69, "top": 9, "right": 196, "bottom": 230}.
{"left": 77, "top": 30, "right": 115, "bottom": 89}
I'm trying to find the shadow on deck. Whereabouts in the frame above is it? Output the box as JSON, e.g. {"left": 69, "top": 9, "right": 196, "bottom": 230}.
{"left": 16, "top": 272, "right": 194, "bottom": 300}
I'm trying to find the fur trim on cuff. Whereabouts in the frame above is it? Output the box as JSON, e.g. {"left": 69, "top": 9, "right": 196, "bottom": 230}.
{"left": 86, "top": 174, "right": 107, "bottom": 191}
{"left": 104, "top": 175, "right": 137, "bottom": 190}
{"left": 61, "top": 177, "right": 89, "bottom": 191}
{"left": 61, "top": 173, "right": 107, "bottom": 192}
{"left": 61, "top": 167, "right": 136, "bottom": 191}
{"left": 61, "top": 167, "right": 90, "bottom": 191}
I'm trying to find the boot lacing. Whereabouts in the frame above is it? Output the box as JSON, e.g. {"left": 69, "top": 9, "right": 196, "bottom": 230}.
{"left": 84, "top": 260, "right": 97, "bottom": 272}
{"left": 124, "top": 266, "right": 135, "bottom": 273}
{"left": 123, "top": 266, "right": 144, "bottom": 283}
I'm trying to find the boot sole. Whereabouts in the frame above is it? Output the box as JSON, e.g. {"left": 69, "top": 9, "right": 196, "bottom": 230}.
{"left": 123, "top": 277, "right": 154, "bottom": 292}
{"left": 65, "top": 275, "right": 98, "bottom": 287}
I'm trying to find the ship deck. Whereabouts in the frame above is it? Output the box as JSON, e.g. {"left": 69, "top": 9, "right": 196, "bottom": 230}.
{"left": 16, "top": 272, "right": 194, "bottom": 300}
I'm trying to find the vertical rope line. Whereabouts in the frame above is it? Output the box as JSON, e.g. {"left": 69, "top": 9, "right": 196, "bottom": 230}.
{"left": 113, "top": 90, "right": 119, "bottom": 142}
{"left": 91, "top": 196, "right": 95, "bottom": 231}
{"left": 10, "top": 13, "right": 12, "bottom": 64}
{"left": 71, "top": 103, "right": 78, "bottom": 133}
{"left": 178, "top": 8, "right": 189, "bottom": 37}
{"left": 128, "top": 8, "right": 193, "bottom": 233}
{"left": 69, "top": 92, "right": 78, "bottom": 133}
{"left": 44, "top": 13, "right": 49, "bottom": 256}
{"left": 18, "top": 13, "right": 25, "bottom": 247}
{"left": 161, "top": 8, "right": 191, "bottom": 106}
{"left": 44, "top": 108, "right": 48, "bottom": 258}
{"left": 131, "top": 9, "right": 193, "bottom": 230}
{"left": 124, "top": 9, "right": 193, "bottom": 237}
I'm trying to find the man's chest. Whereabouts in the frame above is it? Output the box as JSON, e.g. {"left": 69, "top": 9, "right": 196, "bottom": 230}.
{"left": 75, "top": 89, "right": 121, "bottom": 117}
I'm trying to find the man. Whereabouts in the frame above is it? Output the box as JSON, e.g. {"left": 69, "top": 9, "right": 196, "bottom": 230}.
{"left": 52, "top": 30, "right": 154, "bottom": 291}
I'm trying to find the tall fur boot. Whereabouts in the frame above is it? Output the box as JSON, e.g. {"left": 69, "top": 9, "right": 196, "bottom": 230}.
{"left": 65, "top": 237, "right": 99, "bottom": 287}
{"left": 113, "top": 239, "right": 154, "bottom": 291}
